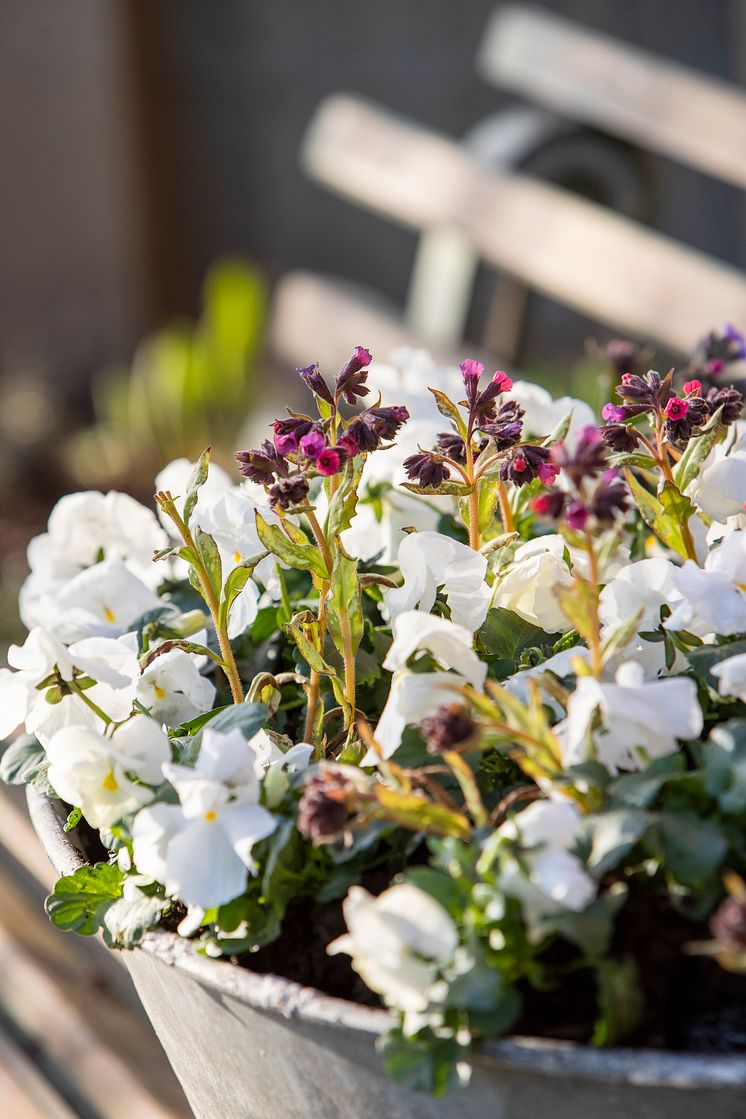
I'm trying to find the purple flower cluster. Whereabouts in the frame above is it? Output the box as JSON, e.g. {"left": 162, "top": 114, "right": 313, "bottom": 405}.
{"left": 235, "top": 348, "right": 409, "bottom": 509}
{"left": 599, "top": 366, "right": 743, "bottom": 453}
{"left": 531, "top": 427, "right": 628, "bottom": 530}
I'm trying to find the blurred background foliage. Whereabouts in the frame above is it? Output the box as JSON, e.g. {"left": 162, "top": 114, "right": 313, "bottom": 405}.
{"left": 63, "top": 259, "right": 267, "bottom": 487}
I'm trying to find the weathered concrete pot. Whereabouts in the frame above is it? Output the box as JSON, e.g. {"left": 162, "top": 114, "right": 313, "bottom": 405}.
{"left": 28, "top": 787, "right": 746, "bottom": 1119}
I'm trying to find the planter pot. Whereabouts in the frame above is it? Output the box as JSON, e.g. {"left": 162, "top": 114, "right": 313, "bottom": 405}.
{"left": 28, "top": 788, "right": 746, "bottom": 1119}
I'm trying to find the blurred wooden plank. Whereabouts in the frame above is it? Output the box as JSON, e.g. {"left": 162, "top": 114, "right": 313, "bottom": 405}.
{"left": 0, "top": 1029, "right": 77, "bottom": 1119}
{"left": 270, "top": 270, "right": 475, "bottom": 371}
{"left": 0, "top": 916, "right": 184, "bottom": 1119}
{"left": 478, "top": 5, "right": 746, "bottom": 190}
{"left": 303, "top": 95, "right": 746, "bottom": 353}
{"left": 0, "top": 786, "right": 190, "bottom": 1118}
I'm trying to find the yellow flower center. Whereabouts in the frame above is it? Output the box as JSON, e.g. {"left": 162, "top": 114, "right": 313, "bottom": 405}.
{"left": 204, "top": 810, "right": 217, "bottom": 821}
{"left": 154, "top": 684, "right": 166, "bottom": 699}
{"left": 103, "top": 605, "right": 117, "bottom": 623}
{"left": 234, "top": 550, "right": 242, "bottom": 564}
{"left": 102, "top": 769, "right": 118, "bottom": 792}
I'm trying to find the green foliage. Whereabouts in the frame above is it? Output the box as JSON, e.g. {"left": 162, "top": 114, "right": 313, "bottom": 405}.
{"left": 65, "top": 259, "right": 267, "bottom": 486}
{"left": 103, "top": 893, "right": 165, "bottom": 949}
{"left": 592, "top": 957, "right": 644, "bottom": 1046}
{"left": 45, "top": 864, "right": 124, "bottom": 936}
{"left": 380, "top": 1028, "right": 470, "bottom": 1096}
{"left": 0, "top": 735, "right": 53, "bottom": 796}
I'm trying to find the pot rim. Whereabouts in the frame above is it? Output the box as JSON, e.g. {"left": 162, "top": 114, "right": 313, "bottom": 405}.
{"left": 27, "top": 785, "right": 746, "bottom": 1089}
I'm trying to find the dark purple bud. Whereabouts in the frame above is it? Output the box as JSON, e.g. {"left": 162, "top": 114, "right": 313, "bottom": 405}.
{"left": 300, "top": 429, "right": 327, "bottom": 459}
{"left": 706, "top": 385, "right": 743, "bottom": 426}
{"left": 601, "top": 423, "right": 639, "bottom": 454}
{"left": 337, "top": 430, "right": 359, "bottom": 458}
{"left": 268, "top": 476, "right": 310, "bottom": 510}
{"left": 236, "top": 440, "right": 289, "bottom": 485}
{"left": 590, "top": 475, "right": 629, "bottom": 523}
{"left": 297, "top": 363, "right": 335, "bottom": 407}
{"left": 297, "top": 765, "right": 357, "bottom": 845}
{"left": 421, "top": 704, "right": 475, "bottom": 754}
{"left": 500, "top": 443, "right": 552, "bottom": 487}
{"left": 403, "top": 451, "right": 450, "bottom": 489}
{"left": 550, "top": 427, "right": 608, "bottom": 486}
{"left": 273, "top": 417, "right": 313, "bottom": 456}
{"left": 336, "top": 346, "right": 372, "bottom": 405}
{"left": 531, "top": 490, "right": 566, "bottom": 520}
{"left": 566, "top": 501, "right": 589, "bottom": 531}
{"left": 435, "top": 431, "right": 466, "bottom": 464}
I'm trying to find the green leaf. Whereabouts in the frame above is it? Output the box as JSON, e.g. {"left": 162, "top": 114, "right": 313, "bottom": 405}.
{"left": 556, "top": 581, "right": 599, "bottom": 644}
{"left": 103, "top": 893, "right": 165, "bottom": 949}
{"left": 255, "top": 512, "right": 328, "bottom": 578}
{"left": 0, "top": 735, "right": 48, "bottom": 789}
{"left": 688, "top": 639, "right": 746, "bottom": 687}
{"left": 654, "top": 484, "right": 697, "bottom": 560}
{"left": 326, "top": 552, "right": 364, "bottom": 660}
{"left": 401, "top": 481, "right": 473, "bottom": 497}
{"left": 479, "top": 608, "right": 557, "bottom": 660}
{"left": 476, "top": 478, "right": 499, "bottom": 533}
{"left": 703, "top": 721, "right": 746, "bottom": 816}
{"left": 626, "top": 472, "right": 696, "bottom": 560}
{"left": 45, "top": 863, "right": 124, "bottom": 936}
{"left": 429, "top": 387, "right": 467, "bottom": 439}
{"left": 194, "top": 528, "right": 222, "bottom": 598}
{"left": 325, "top": 455, "right": 365, "bottom": 539}
{"left": 600, "top": 608, "right": 644, "bottom": 665}
{"left": 219, "top": 557, "right": 266, "bottom": 630}
{"left": 592, "top": 957, "right": 644, "bottom": 1046}
{"left": 64, "top": 807, "right": 83, "bottom": 833}
{"left": 674, "top": 418, "right": 722, "bottom": 492}
{"left": 183, "top": 448, "right": 211, "bottom": 528}
{"left": 380, "top": 1028, "right": 470, "bottom": 1097}
{"left": 285, "top": 614, "right": 335, "bottom": 675}
{"left": 583, "top": 808, "right": 649, "bottom": 876}
{"left": 607, "top": 451, "right": 657, "bottom": 471}
{"left": 541, "top": 407, "right": 574, "bottom": 447}
{"left": 650, "top": 811, "right": 727, "bottom": 888}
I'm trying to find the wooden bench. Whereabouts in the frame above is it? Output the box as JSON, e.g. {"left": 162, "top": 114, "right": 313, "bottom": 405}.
{"left": 270, "top": 6, "right": 746, "bottom": 372}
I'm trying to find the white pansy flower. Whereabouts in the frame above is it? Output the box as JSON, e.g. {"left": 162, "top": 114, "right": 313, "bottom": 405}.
{"left": 0, "top": 628, "right": 139, "bottom": 743}
{"left": 137, "top": 649, "right": 216, "bottom": 727}
{"left": 687, "top": 424, "right": 746, "bottom": 524}
{"left": 712, "top": 652, "right": 746, "bottom": 702}
{"left": 328, "top": 883, "right": 458, "bottom": 1027}
{"left": 155, "top": 457, "right": 233, "bottom": 534}
{"left": 557, "top": 662, "right": 703, "bottom": 773}
{"left": 196, "top": 487, "right": 280, "bottom": 599}
{"left": 493, "top": 536, "right": 573, "bottom": 633}
{"left": 363, "top": 670, "right": 469, "bottom": 765}
{"left": 132, "top": 727, "right": 277, "bottom": 909}
{"left": 599, "top": 557, "right": 684, "bottom": 678}
{"left": 46, "top": 716, "right": 170, "bottom": 829}
{"left": 665, "top": 532, "right": 746, "bottom": 637}
{"left": 496, "top": 800, "right": 596, "bottom": 940}
{"left": 384, "top": 611, "right": 487, "bottom": 690}
{"left": 25, "top": 560, "right": 161, "bottom": 643}
{"left": 386, "top": 532, "right": 491, "bottom": 633}
{"left": 23, "top": 490, "right": 167, "bottom": 592}
{"left": 509, "top": 381, "right": 595, "bottom": 447}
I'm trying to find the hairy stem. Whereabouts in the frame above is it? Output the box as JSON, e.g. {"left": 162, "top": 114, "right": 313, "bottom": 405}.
{"left": 496, "top": 479, "right": 516, "bottom": 534}
{"left": 158, "top": 499, "right": 244, "bottom": 704}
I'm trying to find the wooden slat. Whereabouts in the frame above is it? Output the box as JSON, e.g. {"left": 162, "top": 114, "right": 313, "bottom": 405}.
{"left": 478, "top": 4, "right": 746, "bottom": 190}
{"left": 0, "top": 785, "right": 190, "bottom": 1119}
{"left": 0, "top": 1030, "right": 78, "bottom": 1119}
{"left": 270, "top": 269, "right": 475, "bottom": 370}
{"left": 302, "top": 95, "right": 746, "bottom": 353}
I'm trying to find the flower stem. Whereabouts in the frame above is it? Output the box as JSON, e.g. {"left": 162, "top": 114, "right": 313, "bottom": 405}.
{"left": 496, "top": 480, "right": 516, "bottom": 533}
{"left": 305, "top": 509, "right": 334, "bottom": 576}
{"left": 66, "top": 680, "right": 113, "bottom": 726}
{"left": 156, "top": 498, "right": 244, "bottom": 705}
{"left": 584, "top": 531, "right": 603, "bottom": 678}
{"left": 303, "top": 582, "right": 328, "bottom": 747}
{"left": 464, "top": 440, "right": 480, "bottom": 550}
